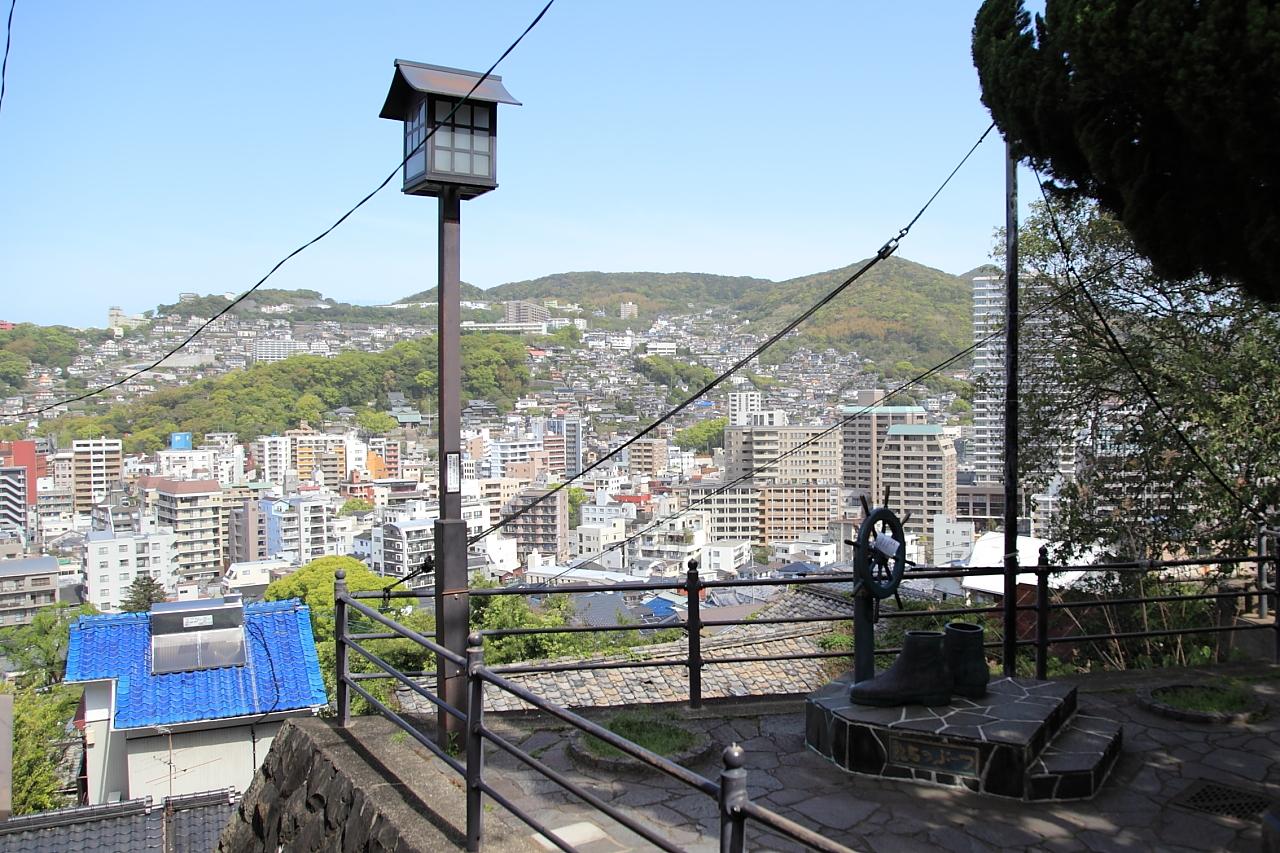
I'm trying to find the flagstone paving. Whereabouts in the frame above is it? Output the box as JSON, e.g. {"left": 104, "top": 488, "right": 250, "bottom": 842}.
{"left": 477, "top": 666, "right": 1280, "bottom": 852}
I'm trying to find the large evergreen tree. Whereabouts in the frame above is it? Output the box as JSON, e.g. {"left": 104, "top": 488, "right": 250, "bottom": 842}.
{"left": 973, "top": 0, "right": 1280, "bottom": 303}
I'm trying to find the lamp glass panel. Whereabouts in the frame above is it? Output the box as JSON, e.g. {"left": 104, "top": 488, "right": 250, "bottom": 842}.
{"left": 472, "top": 132, "right": 490, "bottom": 154}
{"left": 473, "top": 105, "right": 491, "bottom": 129}
{"left": 472, "top": 154, "right": 491, "bottom": 177}
{"left": 435, "top": 99, "right": 453, "bottom": 121}
{"left": 434, "top": 149, "right": 453, "bottom": 171}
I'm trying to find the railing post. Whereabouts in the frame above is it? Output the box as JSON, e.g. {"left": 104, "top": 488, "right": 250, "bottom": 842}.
{"left": 465, "top": 632, "right": 485, "bottom": 852}
{"left": 334, "top": 569, "right": 350, "bottom": 727}
{"left": 718, "top": 744, "right": 747, "bottom": 853}
{"left": 687, "top": 559, "right": 703, "bottom": 710}
{"left": 1035, "top": 546, "right": 1049, "bottom": 680}
{"left": 1259, "top": 525, "right": 1269, "bottom": 619}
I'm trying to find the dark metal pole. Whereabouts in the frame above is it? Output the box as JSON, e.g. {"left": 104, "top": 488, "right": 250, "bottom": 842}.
{"left": 686, "top": 560, "right": 703, "bottom": 709}
{"left": 718, "top": 744, "right": 748, "bottom": 853}
{"left": 1002, "top": 141, "right": 1020, "bottom": 677}
{"left": 853, "top": 589, "right": 875, "bottom": 683}
{"left": 335, "top": 569, "right": 350, "bottom": 726}
{"left": 465, "top": 632, "right": 485, "bottom": 852}
{"left": 436, "top": 185, "right": 470, "bottom": 743}
{"left": 1035, "top": 546, "right": 1049, "bottom": 680}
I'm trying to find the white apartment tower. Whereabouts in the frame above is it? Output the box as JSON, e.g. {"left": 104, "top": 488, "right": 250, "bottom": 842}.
{"left": 971, "top": 273, "right": 1005, "bottom": 483}
{"left": 727, "top": 391, "right": 761, "bottom": 427}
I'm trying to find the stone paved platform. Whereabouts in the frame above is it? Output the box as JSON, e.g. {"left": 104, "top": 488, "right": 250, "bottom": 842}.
{"left": 476, "top": 665, "right": 1280, "bottom": 852}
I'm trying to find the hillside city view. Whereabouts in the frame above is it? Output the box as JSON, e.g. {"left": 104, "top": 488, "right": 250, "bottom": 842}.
{"left": 1, "top": 2, "right": 1278, "bottom": 852}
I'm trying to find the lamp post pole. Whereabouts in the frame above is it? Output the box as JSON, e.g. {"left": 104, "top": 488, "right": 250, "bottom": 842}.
{"left": 1001, "top": 141, "right": 1020, "bottom": 676}
{"left": 435, "top": 185, "right": 469, "bottom": 742}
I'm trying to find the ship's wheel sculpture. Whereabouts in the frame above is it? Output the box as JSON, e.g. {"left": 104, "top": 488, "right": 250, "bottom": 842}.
{"left": 846, "top": 489, "right": 911, "bottom": 683}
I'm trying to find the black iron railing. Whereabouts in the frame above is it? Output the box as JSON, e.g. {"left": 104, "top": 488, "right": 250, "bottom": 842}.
{"left": 333, "top": 552, "right": 1277, "bottom": 851}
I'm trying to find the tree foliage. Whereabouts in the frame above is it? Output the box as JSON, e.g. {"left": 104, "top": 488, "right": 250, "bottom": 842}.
{"left": 1014, "top": 198, "right": 1280, "bottom": 558}
{"left": 674, "top": 417, "right": 727, "bottom": 452}
{"left": 355, "top": 409, "right": 398, "bottom": 435}
{"left": 4, "top": 685, "right": 80, "bottom": 815}
{"left": 41, "top": 333, "right": 529, "bottom": 444}
{"left": 0, "top": 324, "right": 83, "bottom": 370}
{"left": 633, "top": 355, "right": 716, "bottom": 392}
{"left": 265, "top": 556, "right": 435, "bottom": 715}
{"left": 120, "top": 575, "right": 167, "bottom": 612}
{"left": 973, "top": 0, "right": 1280, "bottom": 303}
{"left": 339, "top": 497, "right": 374, "bottom": 516}
{"left": 0, "top": 604, "right": 99, "bottom": 687}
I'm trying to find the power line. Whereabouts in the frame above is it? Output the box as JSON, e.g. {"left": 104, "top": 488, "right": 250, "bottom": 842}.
{"left": 467, "top": 120, "right": 997, "bottom": 547}
{"left": 1029, "top": 172, "right": 1264, "bottom": 522}
{"left": 547, "top": 258, "right": 1133, "bottom": 583}
{"left": 15, "top": 0, "right": 556, "bottom": 419}
{"left": 0, "top": 0, "right": 15, "bottom": 117}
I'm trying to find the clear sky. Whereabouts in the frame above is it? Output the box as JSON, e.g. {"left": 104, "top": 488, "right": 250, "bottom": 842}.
{"left": 0, "top": 1, "right": 1028, "bottom": 327}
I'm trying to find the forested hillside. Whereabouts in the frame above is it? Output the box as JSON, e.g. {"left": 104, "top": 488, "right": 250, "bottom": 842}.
{"left": 41, "top": 334, "right": 529, "bottom": 452}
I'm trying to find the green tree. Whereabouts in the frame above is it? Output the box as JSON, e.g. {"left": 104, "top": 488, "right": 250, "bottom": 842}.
{"left": 973, "top": 0, "right": 1280, "bottom": 303}
{"left": 355, "top": 409, "right": 398, "bottom": 435}
{"left": 1014, "top": 198, "right": 1280, "bottom": 557}
{"left": 0, "top": 350, "right": 30, "bottom": 391}
{"left": 566, "top": 486, "right": 588, "bottom": 528}
{"left": 4, "top": 685, "right": 80, "bottom": 814}
{"left": 339, "top": 497, "right": 374, "bottom": 516}
{"left": 120, "top": 575, "right": 167, "bottom": 612}
{"left": 265, "top": 556, "right": 435, "bottom": 715}
{"left": 294, "top": 392, "right": 325, "bottom": 426}
{"left": 0, "top": 604, "right": 98, "bottom": 687}
{"left": 674, "top": 417, "right": 727, "bottom": 452}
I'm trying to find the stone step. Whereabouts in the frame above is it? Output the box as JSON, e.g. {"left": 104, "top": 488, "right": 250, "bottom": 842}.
{"left": 1025, "top": 713, "right": 1124, "bottom": 801}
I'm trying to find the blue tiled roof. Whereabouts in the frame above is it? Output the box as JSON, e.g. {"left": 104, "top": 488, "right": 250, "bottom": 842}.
{"left": 66, "top": 599, "right": 327, "bottom": 729}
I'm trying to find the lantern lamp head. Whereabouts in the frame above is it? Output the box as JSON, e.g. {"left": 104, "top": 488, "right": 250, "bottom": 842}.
{"left": 379, "top": 60, "right": 520, "bottom": 200}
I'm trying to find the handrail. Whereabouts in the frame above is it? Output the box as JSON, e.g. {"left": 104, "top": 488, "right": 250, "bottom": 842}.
{"left": 331, "top": 553, "right": 1278, "bottom": 852}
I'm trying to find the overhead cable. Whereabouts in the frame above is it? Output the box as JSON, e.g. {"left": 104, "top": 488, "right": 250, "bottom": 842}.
{"left": 15, "top": 0, "right": 556, "bottom": 418}
{"left": 467, "top": 120, "right": 998, "bottom": 546}
{"left": 0, "top": 0, "right": 15, "bottom": 117}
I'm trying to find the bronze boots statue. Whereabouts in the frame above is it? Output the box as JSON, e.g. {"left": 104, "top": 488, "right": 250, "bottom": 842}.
{"left": 849, "top": 630, "right": 951, "bottom": 706}
{"left": 944, "top": 621, "right": 989, "bottom": 699}
{"left": 849, "top": 622, "right": 989, "bottom": 707}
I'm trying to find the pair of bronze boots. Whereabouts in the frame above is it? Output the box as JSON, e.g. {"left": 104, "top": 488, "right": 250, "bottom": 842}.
{"left": 849, "top": 622, "right": 989, "bottom": 707}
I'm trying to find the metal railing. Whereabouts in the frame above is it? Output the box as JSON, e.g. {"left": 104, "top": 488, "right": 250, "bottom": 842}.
{"left": 334, "top": 550, "right": 1278, "bottom": 851}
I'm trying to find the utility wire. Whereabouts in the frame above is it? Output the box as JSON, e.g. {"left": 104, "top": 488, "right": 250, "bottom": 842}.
{"left": 15, "top": 0, "right": 556, "bottom": 419}
{"left": 1030, "top": 172, "right": 1265, "bottom": 522}
{"left": 0, "top": 0, "right": 15, "bottom": 117}
{"left": 546, "top": 256, "right": 1135, "bottom": 584}
{"left": 467, "top": 120, "right": 998, "bottom": 547}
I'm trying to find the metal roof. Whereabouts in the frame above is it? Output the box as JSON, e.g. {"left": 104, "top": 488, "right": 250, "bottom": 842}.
{"left": 379, "top": 60, "right": 520, "bottom": 120}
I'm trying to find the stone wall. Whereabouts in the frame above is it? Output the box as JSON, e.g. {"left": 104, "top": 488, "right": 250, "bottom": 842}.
{"left": 218, "top": 716, "right": 535, "bottom": 853}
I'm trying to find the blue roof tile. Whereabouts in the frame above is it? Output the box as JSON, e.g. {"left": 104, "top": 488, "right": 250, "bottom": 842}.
{"left": 66, "top": 599, "right": 327, "bottom": 729}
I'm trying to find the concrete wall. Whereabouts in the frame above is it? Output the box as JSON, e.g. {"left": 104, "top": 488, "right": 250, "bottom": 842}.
{"left": 126, "top": 721, "right": 282, "bottom": 802}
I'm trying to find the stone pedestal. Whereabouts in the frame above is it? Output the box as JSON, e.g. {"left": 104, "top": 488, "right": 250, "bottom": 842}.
{"left": 805, "top": 673, "right": 1121, "bottom": 801}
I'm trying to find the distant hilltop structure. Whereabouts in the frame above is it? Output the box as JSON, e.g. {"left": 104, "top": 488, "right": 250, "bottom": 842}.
{"left": 620, "top": 301, "right": 638, "bottom": 320}
{"left": 107, "top": 306, "right": 148, "bottom": 334}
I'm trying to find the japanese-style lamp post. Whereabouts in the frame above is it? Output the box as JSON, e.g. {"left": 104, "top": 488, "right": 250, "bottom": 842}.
{"left": 380, "top": 61, "right": 520, "bottom": 741}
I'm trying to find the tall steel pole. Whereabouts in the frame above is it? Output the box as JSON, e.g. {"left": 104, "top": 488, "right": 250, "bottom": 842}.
{"left": 435, "top": 185, "right": 469, "bottom": 741}
{"left": 1001, "top": 142, "right": 1020, "bottom": 676}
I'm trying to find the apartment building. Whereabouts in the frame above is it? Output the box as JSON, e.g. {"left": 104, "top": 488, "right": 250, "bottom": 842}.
{"left": 759, "top": 483, "right": 841, "bottom": 543}
{"left": 727, "top": 391, "right": 761, "bottom": 427}
{"left": 83, "top": 526, "right": 179, "bottom": 611}
{"left": 971, "top": 273, "right": 1005, "bottom": 483}
{"left": 840, "top": 398, "right": 928, "bottom": 499}
{"left": 875, "top": 424, "right": 957, "bottom": 538}
{"left": 547, "top": 417, "right": 584, "bottom": 477}
{"left": 292, "top": 433, "right": 347, "bottom": 487}
{"left": 501, "top": 487, "right": 569, "bottom": 562}
{"left": 0, "top": 555, "right": 59, "bottom": 627}
{"left": 626, "top": 438, "right": 669, "bottom": 478}
{"left": 571, "top": 518, "right": 627, "bottom": 561}
{"left": 0, "top": 466, "right": 28, "bottom": 536}
{"left": 72, "top": 438, "right": 123, "bottom": 513}
{"left": 227, "top": 497, "right": 270, "bottom": 564}
{"left": 254, "top": 435, "right": 292, "bottom": 486}
{"left": 154, "top": 479, "right": 224, "bottom": 585}
{"left": 370, "top": 498, "right": 488, "bottom": 577}
{"left": 629, "top": 511, "right": 709, "bottom": 568}
{"left": 725, "top": 425, "right": 840, "bottom": 484}
{"left": 263, "top": 495, "right": 337, "bottom": 564}
{"left": 505, "top": 300, "right": 550, "bottom": 324}
{"left": 677, "top": 481, "right": 761, "bottom": 543}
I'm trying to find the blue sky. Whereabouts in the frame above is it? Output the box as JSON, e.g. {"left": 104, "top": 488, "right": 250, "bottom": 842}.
{"left": 0, "top": 1, "right": 1027, "bottom": 327}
